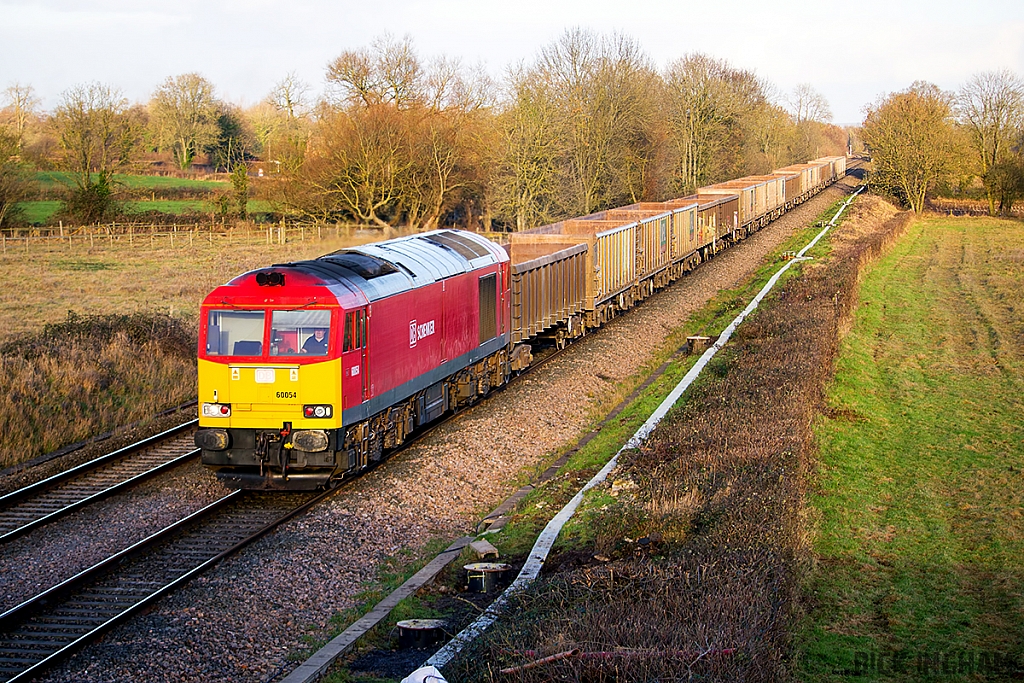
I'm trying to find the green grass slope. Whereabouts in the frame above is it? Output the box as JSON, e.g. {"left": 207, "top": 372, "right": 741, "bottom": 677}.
{"left": 799, "top": 216, "right": 1024, "bottom": 680}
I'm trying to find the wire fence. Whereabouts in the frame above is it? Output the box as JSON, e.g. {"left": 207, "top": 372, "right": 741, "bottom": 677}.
{"left": 927, "top": 197, "right": 1024, "bottom": 217}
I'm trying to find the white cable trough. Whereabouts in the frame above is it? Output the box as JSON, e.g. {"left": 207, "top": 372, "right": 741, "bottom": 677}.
{"left": 425, "top": 186, "right": 864, "bottom": 672}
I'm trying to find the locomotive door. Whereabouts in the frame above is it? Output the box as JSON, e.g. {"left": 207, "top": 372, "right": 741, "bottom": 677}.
{"left": 341, "top": 308, "right": 367, "bottom": 409}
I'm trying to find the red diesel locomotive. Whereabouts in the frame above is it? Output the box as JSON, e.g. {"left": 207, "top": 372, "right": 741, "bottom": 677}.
{"left": 195, "top": 230, "right": 513, "bottom": 489}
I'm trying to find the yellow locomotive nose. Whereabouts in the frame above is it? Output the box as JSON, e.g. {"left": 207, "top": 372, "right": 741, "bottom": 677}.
{"left": 197, "top": 358, "right": 342, "bottom": 431}
{"left": 196, "top": 299, "right": 346, "bottom": 489}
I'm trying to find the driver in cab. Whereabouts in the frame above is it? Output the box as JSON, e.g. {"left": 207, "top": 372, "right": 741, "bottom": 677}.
{"left": 302, "top": 328, "right": 328, "bottom": 355}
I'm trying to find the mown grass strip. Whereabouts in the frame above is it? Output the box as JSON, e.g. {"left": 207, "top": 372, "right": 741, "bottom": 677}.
{"left": 798, "top": 215, "right": 1024, "bottom": 680}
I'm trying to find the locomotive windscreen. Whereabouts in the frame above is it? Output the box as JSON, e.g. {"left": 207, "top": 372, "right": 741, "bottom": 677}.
{"left": 206, "top": 310, "right": 264, "bottom": 356}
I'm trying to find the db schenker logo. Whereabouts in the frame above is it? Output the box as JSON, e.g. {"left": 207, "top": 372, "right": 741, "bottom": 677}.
{"left": 409, "top": 319, "right": 435, "bottom": 347}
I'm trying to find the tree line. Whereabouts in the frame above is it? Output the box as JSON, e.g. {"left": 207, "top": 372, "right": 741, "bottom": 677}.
{"left": 863, "top": 70, "right": 1024, "bottom": 214}
{"left": 0, "top": 30, "right": 847, "bottom": 229}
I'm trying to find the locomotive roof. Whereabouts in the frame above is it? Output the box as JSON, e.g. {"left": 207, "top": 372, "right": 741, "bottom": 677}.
{"left": 273, "top": 229, "right": 506, "bottom": 303}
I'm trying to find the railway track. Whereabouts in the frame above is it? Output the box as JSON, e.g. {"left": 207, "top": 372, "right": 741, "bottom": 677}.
{"left": 0, "top": 488, "right": 330, "bottom": 683}
{"left": 0, "top": 421, "right": 200, "bottom": 544}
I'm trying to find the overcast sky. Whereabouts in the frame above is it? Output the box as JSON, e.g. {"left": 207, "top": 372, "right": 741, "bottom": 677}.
{"left": 3, "top": 0, "right": 1023, "bottom": 125}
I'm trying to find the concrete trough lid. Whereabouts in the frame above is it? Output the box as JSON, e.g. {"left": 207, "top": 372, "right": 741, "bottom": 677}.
{"left": 686, "top": 335, "right": 714, "bottom": 353}
{"left": 469, "top": 539, "right": 500, "bottom": 560}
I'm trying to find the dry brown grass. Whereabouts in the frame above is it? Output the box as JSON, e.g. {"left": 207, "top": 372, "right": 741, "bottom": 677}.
{"left": 928, "top": 196, "right": 1024, "bottom": 218}
{"left": 0, "top": 312, "right": 200, "bottom": 468}
{"left": 452, "top": 190, "right": 915, "bottom": 682}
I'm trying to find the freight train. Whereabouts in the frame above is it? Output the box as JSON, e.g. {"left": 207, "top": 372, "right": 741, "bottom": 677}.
{"left": 195, "top": 156, "right": 847, "bottom": 489}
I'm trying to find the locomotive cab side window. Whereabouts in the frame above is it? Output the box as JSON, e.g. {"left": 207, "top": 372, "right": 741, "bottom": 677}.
{"left": 478, "top": 273, "right": 497, "bottom": 344}
{"left": 343, "top": 311, "right": 365, "bottom": 352}
{"left": 270, "top": 309, "right": 332, "bottom": 356}
{"left": 206, "top": 310, "right": 265, "bottom": 356}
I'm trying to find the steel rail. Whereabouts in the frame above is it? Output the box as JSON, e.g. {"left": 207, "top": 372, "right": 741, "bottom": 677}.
{"left": 0, "top": 487, "right": 334, "bottom": 683}
{"left": 0, "top": 421, "right": 199, "bottom": 543}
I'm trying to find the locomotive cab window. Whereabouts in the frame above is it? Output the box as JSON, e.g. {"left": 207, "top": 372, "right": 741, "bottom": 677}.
{"left": 207, "top": 310, "right": 265, "bottom": 356}
{"left": 270, "top": 309, "right": 332, "bottom": 356}
{"left": 343, "top": 311, "right": 365, "bottom": 352}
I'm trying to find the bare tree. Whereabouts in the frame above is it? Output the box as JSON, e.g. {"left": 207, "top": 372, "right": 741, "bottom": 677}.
{"left": 956, "top": 70, "right": 1024, "bottom": 215}
{"left": 256, "top": 74, "right": 312, "bottom": 172}
{"left": 746, "top": 101, "right": 792, "bottom": 173}
{"left": 491, "top": 68, "right": 561, "bottom": 231}
{"left": 302, "top": 105, "right": 411, "bottom": 227}
{"left": 2, "top": 82, "right": 40, "bottom": 150}
{"left": 296, "top": 35, "right": 491, "bottom": 229}
{"left": 150, "top": 73, "right": 221, "bottom": 170}
{"left": 50, "top": 83, "right": 143, "bottom": 222}
{"left": 787, "top": 83, "right": 833, "bottom": 124}
{"left": 664, "top": 54, "right": 761, "bottom": 195}
{"left": 247, "top": 102, "right": 282, "bottom": 159}
{"left": 326, "top": 34, "right": 423, "bottom": 109}
{"left": 536, "top": 29, "right": 660, "bottom": 215}
{"left": 268, "top": 72, "right": 311, "bottom": 120}
{"left": 863, "top": 82, "right": 963, "bottom": 213}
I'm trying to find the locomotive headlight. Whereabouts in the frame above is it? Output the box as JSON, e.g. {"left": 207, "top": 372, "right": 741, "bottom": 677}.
{"left": 202, "top": 402, "right": 231, "bottom": 417}
{"left": 302, "top": 404, "right": 333, "bottom": 418}
{"left": 195, "top": 428, "right": 230, "bottom": 450}
{"left": 292, "top": 430, "right": 329, "bottom": 452}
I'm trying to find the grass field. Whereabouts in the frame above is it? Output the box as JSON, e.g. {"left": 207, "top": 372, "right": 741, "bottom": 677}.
{"left": 14, "top": 199, "right": 276, "bottom": 225}
{"left": 798, "top": 216, "right": 1024, "bottom": 680}
{"left": 11, "top": 172, "right": 242, "bottom": 226}
{"left": 0, "top": 226, "right": 411, "bottom": 467}
{"left": 33, "top": 171, "right": 227, "bottom": 190}
{"left": 16, "top": 201, "right": 62, "bottom": 224}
